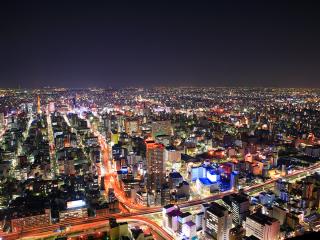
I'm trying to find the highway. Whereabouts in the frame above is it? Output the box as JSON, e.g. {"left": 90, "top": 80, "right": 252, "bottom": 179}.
{"left": 1, "top": 160, "right": 319, "bottom": 239}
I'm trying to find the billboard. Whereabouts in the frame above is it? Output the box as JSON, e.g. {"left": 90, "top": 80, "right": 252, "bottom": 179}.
{"left": 67, "top": 200, "right": 86, "bottom": 209}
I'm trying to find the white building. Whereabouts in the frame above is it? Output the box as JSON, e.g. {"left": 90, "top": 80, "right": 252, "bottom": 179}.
{"left": 205, "top": 202, "right": 232, "bottom": 240}
{"left": 244, "top": 212, "right": 280, "bottom": 240}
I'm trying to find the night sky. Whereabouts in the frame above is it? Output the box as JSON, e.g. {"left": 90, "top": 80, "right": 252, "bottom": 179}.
{"left": 1, "top": 1, "right": 320, "bottom": 88}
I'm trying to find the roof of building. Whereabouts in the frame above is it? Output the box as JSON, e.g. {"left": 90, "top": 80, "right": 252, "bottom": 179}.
{"left": 231, "top": 193, "right": 249, "bottom": 204}
{"left": 163, "top": 204, "right": 175, "bottom": 209}
{"left": 185, "top": 221, "right": 196, "bottom": 227}
{"left": 248, "top": 212, "right": 279, "bottom": 225}
{"left": 206, "top": 202, "right": 228, "bottom": 218}
{"left": 169, "top": 171, "right": 183, "bottom": 179}
{"left": 198, "top": 177, "right": 214, "bottom": 185}
{"left": 179, "top": 212, "right": 192, "bottom": 218}
{"left": 167, "top": 209, "right": 182, "bottom": 217}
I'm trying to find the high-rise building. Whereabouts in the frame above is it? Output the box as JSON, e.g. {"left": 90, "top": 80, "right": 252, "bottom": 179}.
{"left": 48, "top": 101, "right": 55, "bottom": 113}
{"left": 230, "top": 193, "right": 250, "bottom": 225}
{"left": 145, "top": 139, "right": 165, "bottom": 191}
{"left": 205, "top": 202, "right": 232, "bottom": 240}
{"left": 230, "top": 171, "right": 239, "bottom": 190}
{"left": 37, "top": 95, "right": 41, "bottom": 114}
{"left": 27, "top": 103, "right": 33, "bottom": 115}
{"left": 244, "top": 212, "right": 280, "bottom": 240}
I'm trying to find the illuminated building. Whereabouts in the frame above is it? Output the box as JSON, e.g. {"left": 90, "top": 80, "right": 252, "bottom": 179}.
{"left": 59, "top": 208, "right": 88, "bottom": 222}
{"left": 164, "top": 146, "right": 181, "bottom": 170}
{"left": 37, "top": 95, "right": 41, "bottom": 114}
{"left": 230, "top": 171, "right": 239, "bottom": 190}
{"left": 124, "top": 118, "right": 140, "bottom": 135}
{"left": 230, "top": 193, "right": 250, "bottom": 225}
{"left": 177, "top": 212, "right": 192, "bottom": 233}
{"left": 205, "top": 202, "right": 232, "bottom": 240}
{"left": 59, "top": 200, "right": 88, "bottom": 222}
{"left": 11, "top": 209, "right": 51, "bottom": 232}
{"left": 196, "top": 177, "right": 219, "bottom": 195}
{"left": 274, "top": 179, "right": 289, "bottom": 197}
{"left": 244, "top": 212, "right": 280, "bottom": 240}
{"left": 281, "top": 164, "right": 287, "bottom": 177}
{"left": 111, "top": 131, "right": 119, "bottom": 145}
{"left": 145, "top": 139, "right": 165, "bottom": 191}
{"left": 48, "top": 101, "right": 55, "bottom": 113}
{"left": 191, "top": 164, "right": 220, "bottom": 183}
{"left": 181, "top": 220, "right": 197, "bottom": 239}
{"left": 162, "top": 204, "right": 182, "bottom": 232}
{"left": 258, "top": 191, "right": 275, "bottom": 206}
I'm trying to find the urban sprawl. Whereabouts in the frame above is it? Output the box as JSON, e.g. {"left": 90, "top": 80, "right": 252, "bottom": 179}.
{"left": 0, "top": 87, "right": 320, "bottom": 240}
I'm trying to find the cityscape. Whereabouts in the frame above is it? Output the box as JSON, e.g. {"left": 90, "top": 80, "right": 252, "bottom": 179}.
{"left": 0, "top": 87, "right": 319, "bottom": 240}
{"left": 1, "top": 1, "right": 320, "bottom": 240}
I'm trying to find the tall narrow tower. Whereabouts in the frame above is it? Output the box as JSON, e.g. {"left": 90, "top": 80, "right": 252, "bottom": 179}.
{"left": 37, "top": 95, "right": 41, "bottom": 114}
{"left": 145, "top": 139, "right": 165, "bottom": 191}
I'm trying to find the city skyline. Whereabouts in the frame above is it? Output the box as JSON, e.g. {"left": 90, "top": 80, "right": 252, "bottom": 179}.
{"left": 0, "top": 87, "right": 320, "bottom": 239}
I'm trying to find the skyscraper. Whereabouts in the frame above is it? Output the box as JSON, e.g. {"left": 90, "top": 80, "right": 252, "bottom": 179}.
{"left": 145, "top": 139, "right": 165, "bottom": 191}
{"left": 205, "top": 202, "right": 232, "bottom": 240}
{"left": 37, "top": 95, "right": 41, "bottom": 114}
{"left": 230, "top": 193, "right": 250, "bottom": 225}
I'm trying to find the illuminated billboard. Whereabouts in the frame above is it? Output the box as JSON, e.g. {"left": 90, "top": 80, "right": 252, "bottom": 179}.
{"left": 67, "top": 200, "right": 86, "bottom": 209}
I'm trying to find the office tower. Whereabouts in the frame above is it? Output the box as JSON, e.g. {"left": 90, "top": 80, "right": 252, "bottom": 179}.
{"left": 37, "top": 95, "right": 41, "bottom": 114}
{"left": 230, "top": 193, "right": 250, "bottom": 225}
{"left": 151, "top": 120, "right": 172, "bottom": 139}
{"left": 145, "top": 139, "right": 165, "bottom": 191}
{"left": 205, "top": 202, "right": 232, "bottom": 240}
{"left": 244, "top": 212, "right": 280, "bottom": 240}
{"left": 281, "top": 164, "right": 286, "bottom": 176}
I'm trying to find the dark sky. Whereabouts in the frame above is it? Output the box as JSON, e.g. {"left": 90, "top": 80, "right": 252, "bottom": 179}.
{"left": 0, "top": 0, "right": 320, "bottom": 88}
